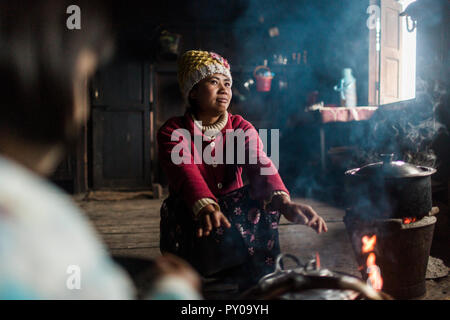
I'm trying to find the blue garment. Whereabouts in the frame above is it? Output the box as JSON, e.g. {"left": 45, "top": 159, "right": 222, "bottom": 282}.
{"left": 0, "top": 155, "right": 200, "bottom": 300}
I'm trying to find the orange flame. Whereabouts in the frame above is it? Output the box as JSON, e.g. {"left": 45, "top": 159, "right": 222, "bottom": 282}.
{"left": 315, "top": 252, "right": 321, "bottom": 269}
{"left": 361, "top": 235, "right": 383, "bottom": 291}
{"left": 403, "top": 217, "right": 417, "bottom": 224}
{"left": 367, "top": 252, "right": 376, "bottom": 266}
{"left": 367, "top": 265, "right": 383, "bottom": 291}
{"left": 362, "top": 235, "right": 376, "bottom": 253}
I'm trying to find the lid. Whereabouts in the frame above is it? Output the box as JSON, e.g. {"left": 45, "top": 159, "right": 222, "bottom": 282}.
{"left": 346, "top": 154, "right": 436, "bottom": 178}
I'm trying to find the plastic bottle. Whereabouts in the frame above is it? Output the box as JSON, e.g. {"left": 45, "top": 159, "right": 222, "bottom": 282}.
{"left": 334, "top": 68, "right": 357, "bottom": 107}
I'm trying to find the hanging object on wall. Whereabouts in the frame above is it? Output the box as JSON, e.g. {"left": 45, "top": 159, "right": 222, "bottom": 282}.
{"left": 253, "top": 66, "right": 275, "bottom": 92}
{"left": 400, "top": 3, "right": 418, "bottom": 33}
{"left": 399, "top": 0, "right": 421, "bottom": 32}
{"left": 399, "top": 0, "right": 444, "bottom": 32}
{"left": 158, "top": 30, "right": 181, "bottom": 60}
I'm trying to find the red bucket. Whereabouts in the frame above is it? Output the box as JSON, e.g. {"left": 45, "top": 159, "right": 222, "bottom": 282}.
{"left": 254, "top": 66, "right": 273, "bottom": 92}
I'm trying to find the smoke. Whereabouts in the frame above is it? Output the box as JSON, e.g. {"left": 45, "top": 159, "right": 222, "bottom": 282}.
{"left": 179, "top": 0, "right": 448, "bottom": 200}
{"left": 227, "top": 0, "right": 371, "bottom": 198}
{"left": 231, "top": 0, "right": 369, "bottom": 107}
{"left": 351, "top": 77, "right": 448, "bottom": 169}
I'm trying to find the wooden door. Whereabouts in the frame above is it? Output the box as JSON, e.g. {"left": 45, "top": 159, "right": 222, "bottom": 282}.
{"left": 91, "top": 60, "right": 151, "bottom": 190}
{"left": 152, "top": 64, "right": 185, "bottom": 186}
{"left": 50, "top": 77, "right": 89, "bottom": 194}
{"left": 379, "top": 0, "right": 403, "bottom": 104}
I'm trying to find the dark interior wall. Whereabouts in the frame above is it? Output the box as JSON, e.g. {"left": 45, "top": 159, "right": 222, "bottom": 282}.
{"left": 109, "top": 0, "right": 247, "bottom": 61}
{"left": 420, "top": 0, "right": 450, "bottom": 185}
{"left": 110, "top": 0, "right": 370, "bottom": 107}
{"left": 51, "top": 0, "right": 372, "bottom": 193}
{"left": 108, "top": 0, "right": 372, "bottom": 140}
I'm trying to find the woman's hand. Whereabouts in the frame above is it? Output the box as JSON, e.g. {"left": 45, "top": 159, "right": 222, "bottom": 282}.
{"left": 196, "top": 204, "right": 231, "bottom": 237}
{"left": 268, "top": 195, "right": 328, "bottom": 234}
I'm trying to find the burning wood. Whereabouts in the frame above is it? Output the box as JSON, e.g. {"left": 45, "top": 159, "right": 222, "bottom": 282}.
{"left": 402, "top": 217, "right": 417, "bottom": 224}
{"left": 344, "top": 209, "right": 438, "bottom": 299}
{"left": 361, "top": 235, "right": 383, "bottom": 291}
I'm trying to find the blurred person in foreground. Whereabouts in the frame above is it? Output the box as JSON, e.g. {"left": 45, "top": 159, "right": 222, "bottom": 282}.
{"left": 0, "top": 0, "right": 201, "bottom": 299}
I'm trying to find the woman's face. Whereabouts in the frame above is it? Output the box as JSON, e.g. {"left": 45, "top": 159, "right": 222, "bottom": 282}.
{"left": 189, "top": 73, "right": 232, "bottom": 116}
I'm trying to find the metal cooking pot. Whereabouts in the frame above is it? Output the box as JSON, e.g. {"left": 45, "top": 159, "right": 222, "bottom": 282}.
{"left": 344, "top": 154, "right": 436, "bottom": 219}
{"left": 240, "top": 254, "right": 390, "bottom": 300}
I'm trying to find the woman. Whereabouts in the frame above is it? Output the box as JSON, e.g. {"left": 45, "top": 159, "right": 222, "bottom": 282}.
{"left": 158, "top": 50, "right": 328, "bottom": 289}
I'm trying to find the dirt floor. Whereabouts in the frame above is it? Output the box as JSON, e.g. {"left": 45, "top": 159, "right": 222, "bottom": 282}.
{"left": 73, "top": 191, "right": 450, "bottom": 300}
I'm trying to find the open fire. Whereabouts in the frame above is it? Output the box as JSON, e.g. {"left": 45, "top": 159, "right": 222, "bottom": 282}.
{"left": 402, "top": 217, "right": 417, "bottom": 224}
{"left": 361, "top": 235, "right": 383, "bottom": 291}
{"left": 345, "top": 207, "right": 438, "bottom": 299}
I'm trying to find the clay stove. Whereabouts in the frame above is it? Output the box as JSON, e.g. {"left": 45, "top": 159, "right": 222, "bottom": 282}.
{"left": 344, "top": 207, "right": 438, "bottom": 299}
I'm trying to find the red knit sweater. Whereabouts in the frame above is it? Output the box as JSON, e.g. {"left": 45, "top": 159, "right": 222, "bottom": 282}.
{"left": 157, "top": 111, "right": 289, "bottom": 212}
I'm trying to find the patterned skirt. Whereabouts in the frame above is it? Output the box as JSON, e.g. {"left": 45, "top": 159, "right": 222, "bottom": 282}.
{"left": 160, "top": 185, "right": 281, "bottom": 286}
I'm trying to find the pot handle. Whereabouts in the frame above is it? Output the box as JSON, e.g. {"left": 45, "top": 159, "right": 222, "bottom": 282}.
{"left": 257, "top": 253, "right": 304, "bottom": 285}
{"left": 380, "top": 153, "right": 394, "bottom": 164}
{"left": 275, "top": 253, "right": 303, "bottom": 272}
{"left": 253, "top": 65, "right": 272, "bottom": 78}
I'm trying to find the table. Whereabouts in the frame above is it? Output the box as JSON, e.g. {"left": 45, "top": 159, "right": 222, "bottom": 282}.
{"left": 312, "top": 106, "right": 378, "bottom": 172}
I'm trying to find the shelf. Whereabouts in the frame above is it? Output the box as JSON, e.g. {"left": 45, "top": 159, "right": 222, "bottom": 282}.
{"left": 153, "top": 62, "right": 310, "bottom": 74}
{"left": 232, "top": 64, "right": 309, "bottom": 74}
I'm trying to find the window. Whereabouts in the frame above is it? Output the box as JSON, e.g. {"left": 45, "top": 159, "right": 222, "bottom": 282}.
{"left": 369, "top": 0, "right": 417, "bottom": 105}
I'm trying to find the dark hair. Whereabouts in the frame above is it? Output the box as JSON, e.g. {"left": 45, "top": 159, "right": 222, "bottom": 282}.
{"left": 187, "top": 83, "right": 199, "bottom": 111}
{"left": 0, "top": 0, "right": 114, "bottom": 145}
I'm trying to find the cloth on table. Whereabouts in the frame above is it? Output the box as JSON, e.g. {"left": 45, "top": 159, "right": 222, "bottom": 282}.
{"left": 318, "top": 106, "right": 378, "bottom": 123}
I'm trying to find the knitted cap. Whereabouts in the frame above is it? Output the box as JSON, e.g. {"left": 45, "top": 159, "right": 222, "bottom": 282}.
{"left": 177, "top": 50, "right": 232, "bottom": 103}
